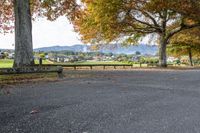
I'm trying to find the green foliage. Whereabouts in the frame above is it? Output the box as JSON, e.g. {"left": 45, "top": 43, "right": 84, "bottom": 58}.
{"left": 135, "top": 51, "right": 141, "bottom": 55}
{"left": 168, "top": 28, "right": 200, "bottom": 58}
{"left": 139, "top": 57, "right": 159, "bottom": 64}
{"left": 74, "top": 0, "right": 200, "bottom": 67}
{"left": 74, "top": 0, "right": 200, "bottom": 44}
{"left": 0, "top": 52, "right": 9, "bottom": 59}
{"left": 39, "top": 53, "right": 46, "bottom": 59}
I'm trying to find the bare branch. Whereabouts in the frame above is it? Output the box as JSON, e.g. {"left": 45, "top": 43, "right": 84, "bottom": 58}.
{"left": 143, "top": 11, "right": 161, "bottom": 29}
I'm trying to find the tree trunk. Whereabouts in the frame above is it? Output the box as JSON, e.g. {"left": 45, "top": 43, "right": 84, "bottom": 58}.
{"left": 159, "top": 36, "right": 167, "bottom": 67}
{"left": 188, "top": 48, "right": 193, "bottom": 66}
{"left": 13, "top": 0, "right": 34, "bottom": 67}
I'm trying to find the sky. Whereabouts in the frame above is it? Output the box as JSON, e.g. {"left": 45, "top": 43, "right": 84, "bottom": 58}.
{"left": 0, "top": 16, "right": 155, "bottom": 50}
{"left": 0, "top": 16, "right": 83, "bottom": 49}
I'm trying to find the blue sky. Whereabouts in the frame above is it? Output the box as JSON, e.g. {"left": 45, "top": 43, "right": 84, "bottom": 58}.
{"left": 0, "top": 17, "right": 83, "bottom": 49}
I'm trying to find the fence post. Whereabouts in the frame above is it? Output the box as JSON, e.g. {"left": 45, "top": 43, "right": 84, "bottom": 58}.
{"left": 39, "top": 58, "right": 42, "bottom": 66}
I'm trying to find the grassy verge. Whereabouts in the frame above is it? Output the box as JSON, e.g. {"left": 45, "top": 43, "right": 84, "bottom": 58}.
{"left": 0, "top": 59, "right": 13, "bottom": 68}
{"left": 0, "top": 59, "right": 52, "bottom": 68}
{"left": 54, "top": 61, "right": 128, "bottom": 65}
{"left": 0, "top": 72, "right": 58, "bottom": 85}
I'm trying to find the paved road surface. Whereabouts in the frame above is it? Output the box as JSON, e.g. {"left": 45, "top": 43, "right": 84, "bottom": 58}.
{"left": 1, "top": 70, "right": 200, "bottom": 133}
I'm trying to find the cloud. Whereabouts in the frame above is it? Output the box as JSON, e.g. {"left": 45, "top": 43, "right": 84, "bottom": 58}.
{"left": 0, "top": 16, "right": 82, "bottom": 49}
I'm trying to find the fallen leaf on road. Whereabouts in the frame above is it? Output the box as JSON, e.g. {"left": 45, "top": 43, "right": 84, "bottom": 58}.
{"left": 30, "top": 109, "right": 39, "bottom": 114}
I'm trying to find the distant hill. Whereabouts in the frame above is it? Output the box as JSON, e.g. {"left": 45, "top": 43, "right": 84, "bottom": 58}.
{"left": 34, "top": 45, "right": 88, "bottom": 52}
{"left": 98, "top": 44, "right": 158, "bottom": 55}
{"left": 34, "top": 44, "right": 158, "bottom": 55}
{"left": 0, "top": 49, "right": 14, "bottom": 52}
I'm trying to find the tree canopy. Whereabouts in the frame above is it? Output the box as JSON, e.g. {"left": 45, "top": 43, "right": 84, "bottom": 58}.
{"left": 168, "top": 28, "right": 200, "bottom": 66}
{"left": 0, "top": 0, "right": 79, "bottom": 67}
{"left": 0, "top": 0, "right": 78, "bottom": 33}
{"left": 73, "top": 0, "right": 200, "bottom": 67}
{"left": 1, "top": 0, "right": 200, "bottom": 67}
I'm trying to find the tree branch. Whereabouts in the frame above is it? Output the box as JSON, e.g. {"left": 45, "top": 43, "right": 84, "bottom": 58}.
{"left": 143, "top": 11, "right": 161, "bottom": 30}
{"left": 131, "top": 16, "right": 162, "bottom": 32}
{"left": 167, "top": 23, "right": 200, "bottom": 40}
{"left": 121, "top": 27, "right": 157, "bottom": 34}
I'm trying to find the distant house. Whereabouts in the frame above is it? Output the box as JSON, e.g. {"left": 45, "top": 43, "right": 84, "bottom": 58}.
{"left": 0, "top": 53, "right": 3, "bottom": 59}
{"left": 0, "top": 52, "right": 8, "bottom": 59}
{"left": 48, "top": 55, "right": 55, "bottom": 62}
{"left": 132, "top": 55, "right": 141, "bottom": 62}
{"left": 68, "top": 56, "right": 78, "bottom": 62}
{"left": 56, "top": 56, "right": 67, "bottom": 62}
{"left": 167, "top": 57, "right": 177, "bottom": 63}
{"left": 64, "top": 57, "right": 70, "bottom": 62}
{"left": 45, "top": 55, "right": 49, "bottom": 59}
{"left": 8, "top": 53, "right": 15, "bottom": 59}
{"left": 93, "top": 56, "right": 101, "bottom": 61}
{"left": 54, "top": 56, "right": 77, "bottom": 63}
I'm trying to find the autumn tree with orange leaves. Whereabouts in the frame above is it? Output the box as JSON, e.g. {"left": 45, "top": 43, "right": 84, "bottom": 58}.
{"left": 0, "top": 0, "right": 78, "bottom": 67}
{"left": 73, "top": 0, "right": 200, "bottom": 67}
{"left": 168, "top": 28, "right": 200, "bottom": 66}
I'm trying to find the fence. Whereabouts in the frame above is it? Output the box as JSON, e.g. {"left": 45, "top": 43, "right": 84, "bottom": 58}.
{"left": 42, "top": 64, "right": 134, "bottom": 70}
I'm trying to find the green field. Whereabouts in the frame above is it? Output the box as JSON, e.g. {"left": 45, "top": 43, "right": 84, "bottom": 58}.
{"left": 55, "top": 61, "right": 128, "bottom": 65}
{"left": 0, "top": 59, "right": 13, "bottom": 68}
{"left": 0, "top": 59, "right": 194, "bottom": 70}
{"left": 0, "top": 59, "right": 161, "bottom": 68}
{"left": 0, "top": 60, "right": 127, "bottom": 68}
{"left": 0, "top": 59, "right": 52, "bottom": 68}
{"left": 55, "top": 61, "right": 149, "bottom": 67}
{"left": 0, "top": 59, "right": 154, "bottom": 68}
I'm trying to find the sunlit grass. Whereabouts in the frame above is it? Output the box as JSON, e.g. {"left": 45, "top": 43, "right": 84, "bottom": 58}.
{"left": 0, "top": 59, "right": 193, "bottom": 69}
{"left": 0, "top": 59, "right": 13, "bottom": 68}
{"left": 55, "top": 61, "right": 128, "bottom": 65}
{"left": 0, "top": 59, "right": 52, "bottom": 68}
{"left": 0, "top": 60, "right": 129, "bottom": 68}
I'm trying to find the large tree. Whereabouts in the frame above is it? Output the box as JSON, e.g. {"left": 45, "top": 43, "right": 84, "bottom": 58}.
{"left": 73, "top": 0, "right": 200, "bottom": 67}
{"left": 0, "top": 0, "right": 78, "bottom": 67}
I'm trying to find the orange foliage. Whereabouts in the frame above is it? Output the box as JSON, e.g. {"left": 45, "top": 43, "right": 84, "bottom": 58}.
{"left": 0, "top": 0, "right": 79, "bottom": 33}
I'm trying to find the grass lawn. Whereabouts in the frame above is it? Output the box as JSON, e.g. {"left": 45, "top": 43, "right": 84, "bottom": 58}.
{"left": 1, "top": 59, "right": 190, "bottom": 68}
{"left": 0, "top": 60, "right": 130, "bottom": 68}
{"left": 0, "top": 59, "right": 52, "bottom": 68}
{"left": 55, "top": 61, "right": 128, "bottom": 65}
{"left": 0, "top": 59, "right": 13, "bottom": 68}
{"left": 0, "top": 59, "right": 128, "bottom": 68}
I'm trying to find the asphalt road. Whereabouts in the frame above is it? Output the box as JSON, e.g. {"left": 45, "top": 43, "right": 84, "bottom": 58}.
{"left": 1, "top": 70, "right": 200, "bottom": 133}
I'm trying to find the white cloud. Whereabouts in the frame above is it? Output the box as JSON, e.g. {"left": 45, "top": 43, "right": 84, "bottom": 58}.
{"left": 0, "top": 16, "right": 83, "bottom": 49}
{"left": 0, "top": 34, "right": 14, "bottom": 49}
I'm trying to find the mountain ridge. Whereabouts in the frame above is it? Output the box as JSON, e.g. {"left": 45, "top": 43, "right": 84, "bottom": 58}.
{"left": 33, "top": 44, "right": 158, "bottom": 55}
